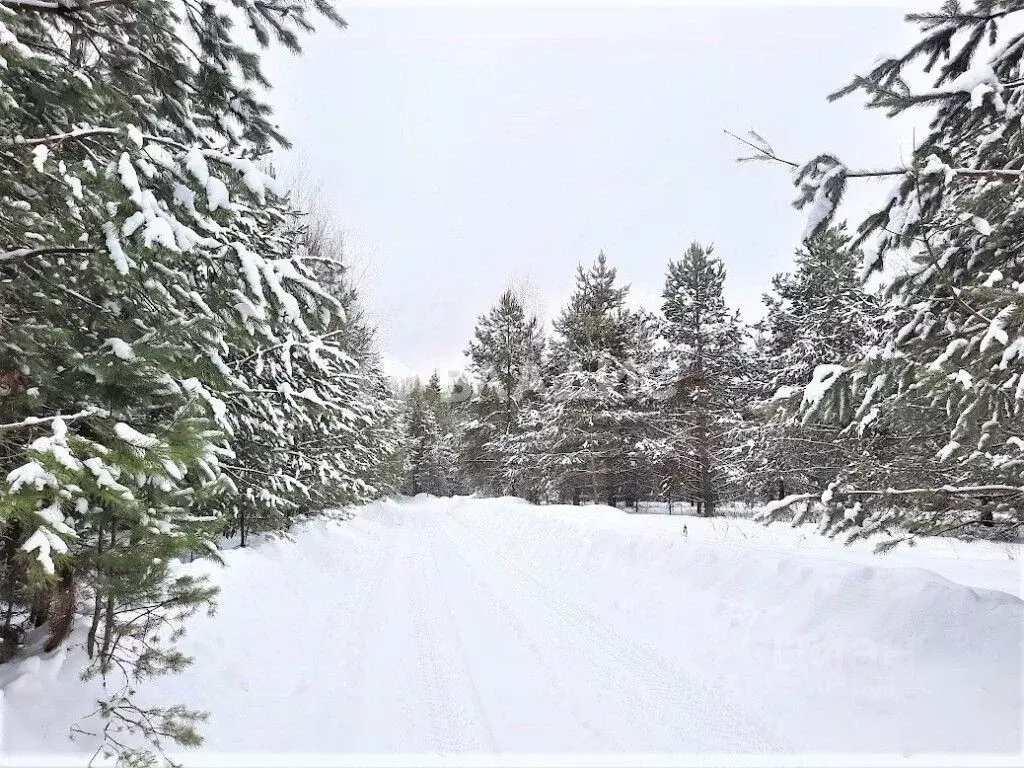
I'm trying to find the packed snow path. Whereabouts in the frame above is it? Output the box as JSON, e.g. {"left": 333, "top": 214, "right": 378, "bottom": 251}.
{"left": 332, "top": 500, "right": 774, "bottom": 753}
{"left": 3, "top": 496, "right": 1022, "bottom": 759}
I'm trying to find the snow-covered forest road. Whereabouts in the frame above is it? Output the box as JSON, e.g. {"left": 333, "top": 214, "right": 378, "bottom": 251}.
{"left": 3, "top": 496, "right": 1022, "bottom": 761}
{"left": 331, "top": 499, "right": 775, "bottom": 753}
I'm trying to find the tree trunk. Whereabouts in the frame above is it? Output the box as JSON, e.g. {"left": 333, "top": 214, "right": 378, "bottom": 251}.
{"left": 695, "top": 407, "right": 715, "bottom": 517}
{"left": 979, "top": 497, "right": 995, "bottom": 527}
{"left": 28, "top": 588, "right": 48, "bottom": 628}
{"left": 86, "top": 591, "right": 102, "bottom": 659}
{"left": 98, "top": 521, "right": 117, "bottom": 666}
{"left": 43, "top": 570, "right": 75, "bottom": 653}
{"left": 86, "top": 521, "right": 106, "bottom": 659}
{"left": 699, "top": 455, "right": 714, "bottom": 517}
{"left": 99, "top": 593, "right": 116, "bottom": 667}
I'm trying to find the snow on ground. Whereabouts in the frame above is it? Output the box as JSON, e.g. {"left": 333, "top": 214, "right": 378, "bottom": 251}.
{"left": 1, "top": 496, "right": 1021, "bottom": 765}
{"left": 628, "top": 501, "right": 1022, "bottom": 598}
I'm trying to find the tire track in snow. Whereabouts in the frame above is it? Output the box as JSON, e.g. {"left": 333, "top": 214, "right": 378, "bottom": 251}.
{"left": 325, "top": 506, "right": 508, "bottom": 752}
{"left": 431, "top": 512, "right": 628, "bottom": 750}
{"left": 329, "top": 518, "right": 413, "bottom": 748}
{"left": 440, "top": 507, "right": 784, "bottom": 752}
{"left": 404, "top": 528, "right": 456, "bottom": 753}
{"left": 421, "top": 518, "right": 500, "bottom": 752}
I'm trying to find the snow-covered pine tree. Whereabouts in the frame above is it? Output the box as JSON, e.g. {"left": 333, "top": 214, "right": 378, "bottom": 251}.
{"left": 403, "top": 376, "right": 461, "bottom": 496}
{"left": 221, "top": 204, "right": 403, "bottom": 545}
{"left": 658, "top": 243, "right": 749, "bottom": 515}
{"left": 746, "top": 225, "right": 887, "bottom": 502}
{"left": 744, "top": 0, "right": 1024, "bottom": 544}
{"left": 433, "top": 372, "right": 468, "bottom": 496}
{"left": 461, "top": 289, "right": 544, "bottom": 496}
{"left": 616, "top": 307, "right": 665, "bottom": 508}
{"left": 0, "top": 0, "right": 399, "bottom": 759}
{"left": 532, "top": 252, "right": 644, "bottom": 505}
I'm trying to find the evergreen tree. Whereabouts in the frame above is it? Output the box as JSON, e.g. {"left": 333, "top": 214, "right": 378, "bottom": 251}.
{"left": 659, "top": 243, "right": 748, "bottom": 515}
{"left": 617, "top": 308, "right": 665, "bottom": 508}
{"left": 403, "top": 378, "right": 461, "bottom": 497}
{"left": 0, "top": 0, "right": 404, "bottom": 760}
{"left": 760, "top": 227, "right": 878, "bottom": 391}
{"left": 746, "top": 226, "right": 886, "bottom": 501}
{"left": 532, "top": 252, "right": 643, "bottom": 505}
{"left": 221, "top": 205, "right": 403, "bottom": 545}
{"left": 746, "top": 0, "right": 1024, "bottom": 544}
{"left": 462, "top": 289, "right": 544, "bottom": 496}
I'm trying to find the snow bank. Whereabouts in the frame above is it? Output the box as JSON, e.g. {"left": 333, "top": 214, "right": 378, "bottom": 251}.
{"left": 627, "top": 502, "right": 1023, "bottom": 598}
{"left": 0, "top": 518, "right": 378, "bottom": 761}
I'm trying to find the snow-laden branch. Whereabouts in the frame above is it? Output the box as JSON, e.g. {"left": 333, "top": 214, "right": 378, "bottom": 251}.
{"left": 228, "top": 328, "right": 349, "bottom": 367}
{"left": 0, "top": 246, "right": 97, "bottom": 263}
{"left": 5, "top": 128, "right": 266, "bottom": 168}
{"left": 295, "top": 256, "right": 345, "bottom": 267}
{"left": 760, "top": 484, "right": 1024, "bottom": 518}
{"left": 850, "top": 484, "right": 1024, "bottom": 498}
{"left": 0, "top": 408, "right": 99, "bottom": 433}
{"left": 760, "top": 492, "right": 816, "bottom": 517}
{"left": 724, "top": 129, "right": 1024, "bottom": 181}
{"left": 4, "top": 127, "right": 122, "bottom": 147}
{"left": 723, "top": 129, "right": 798, "bottom": 168}
{"left": 1, "top": 0, "right": 70, "bottom": 9}
{"left": 1, "top": 0, "right": 125, "bottom": 14}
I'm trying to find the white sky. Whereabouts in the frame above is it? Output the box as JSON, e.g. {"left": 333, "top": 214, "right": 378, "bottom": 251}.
{"left": 264, "top": 2, "right": 923, "bottom": 378}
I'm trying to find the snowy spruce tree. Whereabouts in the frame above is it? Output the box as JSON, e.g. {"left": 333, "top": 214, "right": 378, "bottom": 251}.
{"left": 746, "top": 225, "right": 887, "bottom": 502}
{"left": 744, "top": 0, "right": 1024, "bottom": 543}
{"left": 403, "top": 376, "right": 461, "bottom": 497}
{"left": 530, "top": 252, "right": 650, "bottom": 505}
{"left": 658, "top": 243, "right": 749, "bottom": 515}
{"left": 0, "top": 0, "right": 400, "bottom": 760}
{"left": 220, "top": 205, "right": 403, "bottom": 545}
{"left": 461, "top": 289, "right": 545, "bottom": 496}
{"left": 615, "top": 308, "right": 665, "bottom": 508}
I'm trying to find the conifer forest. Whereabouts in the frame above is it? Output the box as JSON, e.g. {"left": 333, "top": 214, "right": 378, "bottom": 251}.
{"left": 0, "top": 1, "right": 1020, "bottom": 765}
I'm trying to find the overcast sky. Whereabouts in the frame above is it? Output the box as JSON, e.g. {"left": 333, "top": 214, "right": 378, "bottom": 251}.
{"left": 264, "top": 2, "right": 922, "bottom": 378}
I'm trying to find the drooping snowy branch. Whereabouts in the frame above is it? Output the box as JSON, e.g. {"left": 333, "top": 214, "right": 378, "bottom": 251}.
{"left": 1, "top": 0, "right": 125, "bottom": 12}
{"left": 4, "top": 127, "right": 122, "bottom": 147}
{"left": 0, "top": 408, "right": 100, "bottom": 432}
{"left": 0, "top": 246, "right": 97, "bottom": 263}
